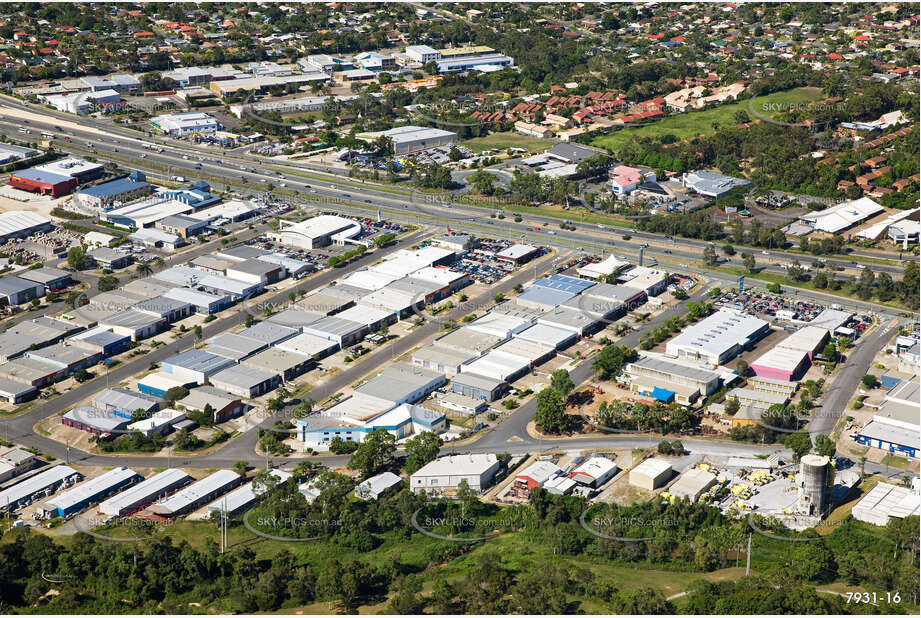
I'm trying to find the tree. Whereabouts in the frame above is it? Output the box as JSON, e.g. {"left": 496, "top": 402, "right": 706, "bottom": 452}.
{"left": 97, "top": 275, "right": 119, "bottom": 292}
{"left": 822, "top": 342, "right": 838, "bottom": 362}
{"left": 813, "top": 434, "right": 836, "bottom": 458}
{"left": 736, "top": 359, "right": 751, "bottom": 377}
{"left": 67, "top": 246, "right": 88, "bottom": 270}
{"left": 193, "top": 325, "right": 203, "bottom": 340}
{"left": 534, "top": 388, "right": 569, "bottom": 434}
{"left": 592, "top": 344, "right": 637, "bottom": 380}
{"left": 72, "top": 368, "right": 92, "bottom": 383}
{"left": 861, "top": 374, "right": 879, "bottom": 389}
{"left": 741, "top": 252, "right": 756, "bottom": 273}
{"left": 404, "top": 431, "right": 442, "bottom": 475}
{"left": 549, "top": 369, "right": 574, "bottom": 397}
{"left": 784, "top": 432, "right": 812, "bottom": 460}
{"left": 233, "top": 461, "right": 248, "bottom": 476}
{"left": 136, "top": 263, "right": 153, "bottom": 277}
{"left": 722, "top": 243, "right": 735, "bottom": 255}
{"left": 348, "top": 428, "right": 395, "bottom": 478}
{"left": 725, "top": 397, "right": 741, "bottom": 415}
{"left": 494, "top": 292, "right": 504, "bottom": 303}
{"left": 164, "top": 385, "right": 189, "bottom": 403}
{"left": 703, "top": 245, "right": 718, "bottom": 266}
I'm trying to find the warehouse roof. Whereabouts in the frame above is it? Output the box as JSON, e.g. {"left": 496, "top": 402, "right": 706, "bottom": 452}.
{"left": 163, "top": 349, "right": 235, "bottom": 374}
{"left": 513, "top": 323, "right": 577, "bottom": 349}
{"left": 570, "top": 456, "right": 618, "bottom": 483}
{"left": 492, "top": 338, "right": 554, "bottom": 364}
{"left": 181, "top": 385, "right": 240, "bottom": 412}
{"left": 631, "top": 458, "right": 673, "bottom": 478}
{"left": 0, "top": 465, "right": 79, "bottom": 508}
{"left": 275, "top": 332, "right": 339, "bottom": 357}
{"left": 43, "top": 467, "right": 138, "bottom": 513}
{"left": 0, "top": 211, "right": 51, "bottom": 238}
{"left": 629, "top": 355, "right": 721, "bottom": 383}
{"left": 79, "top": 176, "right": 150, "bottom": 199}
{"left": 669, "top": 467, "right": 717, "bottom": 500}
{"left": 150, "top": 469, "right": 240, "bottom": 515}
{"left": 98, "top": 468, "right": 192, "bottom": 515}
{"left": 750, "top": 346, "right": 809, "bottom": 373}
{"left": 450, "top": 371, "right": 505, "bottom": 391}
{"left": 0, "top": 376, "right": 36, "bottom": 398}
{"left": 411, "top": 454, "right": 498, "bottom": 477}
{"left": 461, "top": 351, "right": 528, "bottom": 381}
{"left": 516, "top": 460, "right": 561, "bottom": 484}
{"left": 211, "top": 364, "right": 279, "bottom": 389}
{"left": 515, "top": 285, "right": 577, "bottom": 308}
{"left": 305, "top": 315, "right": 367, "bottom": 339}
{"left": 322, "top": 392, "right": 396, "bottom": 423}
{"left": 355, "top": 363, "right": 444, "bottom": 402}
{"left": 858, "top": 421, "right": 920, "bottom": 450}
{"left": 93, "top": 388, "right": 162, "bottom": 413}
{"left": 236, "top": 322, "right": 299, "bottom": 346}
{"left": 336, "top": 304, "right": 393, "bottom": 327}
{"left": 17, "top": 266, "right": 70, "bottom": 286}
{"left": 266, "top": 307, "right": 325, "bottom": 329}
{"left": 495, "top": 244, "right": 538, "bottom": 261}
{"left": 0, "top": 275, "right": 42, "bottom": 297}
{"left": 435, "top": 327, "right": 502, "bottom": 353}
{"left": 206, "top": 469, "right": 292, "bottom": 514}
{"left": 536, "top": 306, "right": 597, "bottom": 333}
{"left": 357, "top": 125, "right": 456, "bottom": 145}
{"left": 852, "top": 481, "right": 920, "bottom": 526}
{"left": 667, "top": 310, "right": 768, "bottom": 357}
{"left": 412, "top": 345, "right": 475, "bottom": 368}
{"left": 467, "top": 312, "right": 532, "bottom": 338}
{"left": 164, "top": 287, "right": 229, "bottom": 308}
{"left": 242, "top": 348, "right": 311, "bottom": 374}
{"left": 727, "top": 388, "right": 789, "bottom": 407}
{"left": 63, "top": 406, "right": 129, "bottom": 432}
{"left": 777, "top": 326, "right": 829, "bottom": 353}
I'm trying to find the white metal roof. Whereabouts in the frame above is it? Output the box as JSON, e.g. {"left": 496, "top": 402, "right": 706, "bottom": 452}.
{"left": 411, "top": 454, "right": 498, "bottom": 478}
{"left": 0, "top": 465, "right": 79, "bottom": 507}
{"left": 206, "top": 469, "right": 292, "bottom": 514}
{"left": 43, "top": 467, "right": 138, "bottom": 513}
{"left": 151, "top": 470, "right": 240, "bottom": 514}
{"left": 98, "top": 469, "right": 192, "bottom": 516}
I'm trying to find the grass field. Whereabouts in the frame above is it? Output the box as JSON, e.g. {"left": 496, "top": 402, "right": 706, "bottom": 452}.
{"left": 462, "top": 131, "right": 557, "bottom": 153}
{"left": 591, "top": 87, "right": 825, "bottom": 152}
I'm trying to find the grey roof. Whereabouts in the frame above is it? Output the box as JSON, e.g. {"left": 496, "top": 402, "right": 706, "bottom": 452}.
{"left": 355, "top": 471, "right": 401, "bottom": 498}
{"left": 159, "top": 214, "right": 205, "bottom": 229}
{"left": 181, "top": 385, "right": 240, "bottom": 411}
{"left": 43, "top": 467, "right": 139, "bottom": 513}
{"left": 629, "top": 355, "right": 721, "bottom": 383}
{"left": 385, "top": 277, "right": 444, "bottom": 297}
{"left": 516, "top": 285, "right": 576, "bottom": 308}
{"left": 219, "top": 245, "right": 270, "bottom": 261}
{"left": 93, "top": 388, "right": 163, "bottom": 413}
{"left": 242, "top": 348, "right": 311, "bottom": 373}
{"left": 299, "top": 291, "right": 356, "bottom": 315}
{"left": 17, "top": 267, "right": 70, "bottom": 285}
{"left": 413, "top": 345, "right": 475, "bottom": 367}
{"left": 859, "top": 420, "right": 921, "bottom": 450}
{"left": 89, "top": 247, "right": 130, "bottom": 263}
{"left": 547, "top": 142, "right": 600, "bottom": 163}
{"left": 227, "top": 258, "right": 283, "bottom": 277}
{"left": 236, "top": 321, "right": 299, "bottom": 346}
{"left": 207, "top": 469, "right": 292, "bottom": 514}
{"left": 210, "top": 364, "right": 279, "bottom": 389}
{"left": 163, "top": 349, "right": 235, "bottom": 374}
{"left": 98, "top": 469, "right": 192, "bottom": 516}
{"left": 355, "top": 363, "right": 445, "bottom": 402}
{"left": 99, "top": 310, "right": 162, "bottom": 330}
{"left": 208, "top": 332, "right": 267, "bottom": 360}
{"left": 0, "top": 466, "right": 80, "bottom": 508}
{"left": 133, "top": 295, "right": 192, "bottom": 316}
{"left": 0, "top": 376, "right": 37, "bottom": 397}
{"left": 887, "top": 380, "right": 920, "bottom": 405}
{"left": 64, "top": 406, "right": 130, "bottom": 432}
{"left": 450, "top": 372, "right": 505, "bottom": 390}
{"left": 150, "top": 469, "right": 240, "bottom": 515}
{"left": 435, "top": 328, "right": 501, "bottom": 353}
{"left": 304, "top": 315, "right": 366, "bottom": 338}
{"left": 0, "top": 275, "right": 42, "bottom": 297}
{"left": 266, "top": 307, "right": 325, "bottom": 329}
{"left": 684, "top": 169, "right": 751, "bottom": 195}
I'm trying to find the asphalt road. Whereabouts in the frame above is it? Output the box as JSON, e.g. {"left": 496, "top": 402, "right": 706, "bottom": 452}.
{"left": 809, "top": 317, "right": 898, "bottom": 436}
{"left": 0, "top": 95, "right": 912, "bottom": 281}
{"left": 0, "top": 228, "right": 429, "bottom": 467}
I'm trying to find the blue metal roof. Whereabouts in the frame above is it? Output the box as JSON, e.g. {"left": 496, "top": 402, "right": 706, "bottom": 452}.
{"left": 650, "top": 387, "right": 675, "bottom": 402}
{"left": 80, "top": 176, "right": 150, "bottom": 199}
{"left": 11, "top": 168, "right": 73, "bottom": 185}
{"left": 532, "top": 273, "right": 596, "bottom": 295}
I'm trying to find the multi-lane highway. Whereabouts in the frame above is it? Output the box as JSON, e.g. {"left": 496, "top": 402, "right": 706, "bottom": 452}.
{"left": 0, "top": 94, "right": 910, "bottom": 472}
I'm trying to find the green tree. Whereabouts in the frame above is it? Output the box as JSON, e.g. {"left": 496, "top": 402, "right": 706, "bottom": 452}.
{"left": 404, "top": 431, "right": 442, "bottom": 475}
{"left": 549, "top": 369, "right": 574, "bottom": 397}
{"left": 703, "top": 245, "right": 718, "bottom": 266}
{"left": 164, "top": 385, "right": 189, "bottom": 403}
{"left": 347, "top": 428, "right": 395, "bottom": 478}
{"left": 233, "top": 460, "right": 248, "bottom": 476}
{"left": 534, "top": 388, "right": 569, "bottom": 434}
{"left": 861, "top": 374, "right": 879, "bottom": 389}
{"left": 822, "top": 342, "right": 838, "bottom": 362}
{"left": 741, "top": 252, "right": 756, "bottom": 273}
{"left": 592, "top": 344, "right": 637, "bottom": 380}
{"left": 97, "top": 275, "right": 119, "bottom": 292}
{"left": 67, "top": 246, "right": 88, "bottom": 270}
{"left": 725, "top": 397, "right": 741, "bottom": 415}
{"left": 813, "top": 434, "right": 836, "bottom": 458}
{"left": 784, "top": 432, "right": 812, "bottom": 460}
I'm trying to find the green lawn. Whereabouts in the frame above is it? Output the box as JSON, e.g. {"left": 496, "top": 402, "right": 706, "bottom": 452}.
{"left": 462, "top": 132, "right": 557, "bottom": 153}
{"left": 591, "top": 87, "right": 825, "bottom": 152}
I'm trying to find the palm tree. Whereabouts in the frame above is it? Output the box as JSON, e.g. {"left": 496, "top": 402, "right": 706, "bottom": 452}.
{"left": 136, "top": 263, "right": 152, "bottom": 277}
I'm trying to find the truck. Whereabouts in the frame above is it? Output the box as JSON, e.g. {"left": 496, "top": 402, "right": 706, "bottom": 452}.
{"left": 171, "top": 175, "right": 186, "bottom": 183}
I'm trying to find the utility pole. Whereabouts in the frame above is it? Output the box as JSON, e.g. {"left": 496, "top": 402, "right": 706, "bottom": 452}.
{"left": 745, "top": 533, "right": 752, "bottom": 576}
